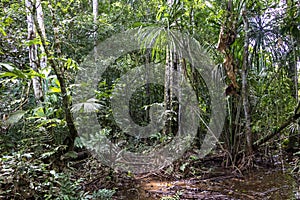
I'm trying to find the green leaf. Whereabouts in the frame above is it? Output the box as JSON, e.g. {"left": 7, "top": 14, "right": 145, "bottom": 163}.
{"left": 27, "top": 69, "right": 45, "bottom": 79}
{"left": 48, "top": 87, "right": 61, "bottom": 93}
{"left": 25, "top": 38, "right": 42, "bottom": 46}
{"left": 71, "top": 98, "right": 102, "bottom": 113}
{"left": 0, "top": 27, "right": 6, "bottom": 36}
{"left": 6, "top": 110, "right": 26, "bottom": 125}
{"left": 54, "top": 78, "right": 60, "bottom": 87}
{"left": 0, "top": 72, "right": 19, "bottom": 78}
{"left": 156, "top": 6, "right": 166, "bottom": 21}
{"left": 180, "top": 162, "right": 189, "bottom": 172}
{"left": 74, "top": 137, "right": 84, "bottom": 148}
{"left": 0, "top": 63, "right": 28, "bottom": 79}
{"left": 0, "top": 63, "right": 14, "bottom": 71}
{"left": 61, "top": 151, "right": 78, "bottom": 159}
{"left": 33, "top": 107, "right": 46, "bottom": 118}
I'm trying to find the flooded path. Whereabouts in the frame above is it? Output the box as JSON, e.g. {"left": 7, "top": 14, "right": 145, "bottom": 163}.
{"left": 116, "top": 169, "right": 299, "bottom": 199}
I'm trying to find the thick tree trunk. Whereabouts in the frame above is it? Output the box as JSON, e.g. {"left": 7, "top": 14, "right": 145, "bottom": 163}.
{"left": 242, "top": 4, "right": 253, "bottom": 155}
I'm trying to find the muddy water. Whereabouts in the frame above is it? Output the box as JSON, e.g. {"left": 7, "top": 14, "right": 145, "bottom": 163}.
{"left": 222, "top": 170, "right": 297, "bottom": 199}
{"left": 116, "top": 169, "right": 299, "bottom": 200}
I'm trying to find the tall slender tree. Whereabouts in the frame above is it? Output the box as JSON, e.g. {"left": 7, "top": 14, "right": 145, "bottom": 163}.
{"left": 242, "top": 3, "right": 253, "bottom": 157}
{"left": 36, "top": 0, "right": 47, "bottom": 84}
{"left": 25, "top": 0, "right": 43, "bottom": 103}
{"left": 93, "top": 0, "right": 98, "bottom": 59}
{"left": 32, "top": 1, "right": 79, "bottom": 151}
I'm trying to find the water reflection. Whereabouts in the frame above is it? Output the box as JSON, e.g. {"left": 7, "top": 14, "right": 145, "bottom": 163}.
{"left": 116, "top": 169, "right": 298, "bottom": 199}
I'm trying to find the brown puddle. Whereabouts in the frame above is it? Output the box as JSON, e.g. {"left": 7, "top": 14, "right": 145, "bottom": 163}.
{"left": 115, "top": 169, "right": 299, "bottom": 200}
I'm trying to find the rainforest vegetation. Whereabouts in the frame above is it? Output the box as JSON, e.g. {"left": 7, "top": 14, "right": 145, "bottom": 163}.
{"left": 0, "top": 0, "right": 299, "bottom": 199}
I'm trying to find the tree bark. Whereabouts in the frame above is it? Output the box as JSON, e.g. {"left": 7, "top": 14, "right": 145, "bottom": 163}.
{"left": 164, "top": 47, "right": 172, "bottom": 134}
{"left": 32, "top": 2, "right": 78, "bottom": 151}
{"left": 93, "top": 0, "right": 98, "bottom": 59}
{"left": 242, "top": 4, "right": 253, "bottom": 155}
{"left": 36, "top": 0, "right": 47, "bottom": 72}
{"left": 25, "top": 0, "right": 43, "bottom": 103}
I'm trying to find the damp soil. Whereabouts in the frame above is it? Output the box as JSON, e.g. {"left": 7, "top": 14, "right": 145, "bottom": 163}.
{"left": 114, "top": 168, "right": 298, "bottom": 200}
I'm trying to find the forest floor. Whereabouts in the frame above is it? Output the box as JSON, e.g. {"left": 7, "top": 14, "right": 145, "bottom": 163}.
{"left": 72, "top": 150, "right": 300, "bottom": 200}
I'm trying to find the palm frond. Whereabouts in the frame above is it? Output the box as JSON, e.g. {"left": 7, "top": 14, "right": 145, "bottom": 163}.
{"left": 71, "top": 98, "right": 102, "bottom": 113}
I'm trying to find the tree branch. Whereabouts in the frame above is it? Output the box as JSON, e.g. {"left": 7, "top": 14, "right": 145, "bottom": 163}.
{"left": 253, "top": 101, "right": 300, "bottom": 149}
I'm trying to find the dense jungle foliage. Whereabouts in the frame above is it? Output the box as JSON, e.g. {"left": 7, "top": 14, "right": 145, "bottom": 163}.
{"left": 0, "top": 0, "right": 299, "bottom": 199}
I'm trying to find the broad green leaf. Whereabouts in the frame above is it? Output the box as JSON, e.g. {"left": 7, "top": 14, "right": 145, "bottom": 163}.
{"left": 48, "top": 87, "right": 61, "bottom": 93}
{"left": 33, "top": 107, "right": 45, "bottom": 118}
{"left": 6, "top": 110, "right": 26, "bottom": 125}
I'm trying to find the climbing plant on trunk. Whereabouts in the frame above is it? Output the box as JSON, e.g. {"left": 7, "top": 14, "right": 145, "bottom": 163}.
{"left": 29, "top": 0, "right": 79, "bottom": 151}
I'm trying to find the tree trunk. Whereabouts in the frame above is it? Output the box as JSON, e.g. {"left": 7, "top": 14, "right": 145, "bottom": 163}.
{"left": 36, "top": 0, "right": 47, "bottom": 76}
{"left": 164, "top": 47, "right": 172, "bottom": 134}
{"left": 93, "top": 0, "right": 98, "bottom": 59}
{"left": 287, "top": 37, "right": 299, "bottom": 151}
{"left": 177, "top": 53, "right": 182, "bottom": 135}
{"left": 33, "top": 2, "right": 78, "bottom": 151}
{"left": 242, "top": 4, "right": 253, "bottom": 155}
{"left": 25, "top": 0, "right": 43, "bottom": 103}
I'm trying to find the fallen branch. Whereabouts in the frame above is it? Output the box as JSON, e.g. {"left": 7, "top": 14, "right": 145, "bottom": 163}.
{"left": 253, "top": 101, "right": 300, "bottom": 149}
